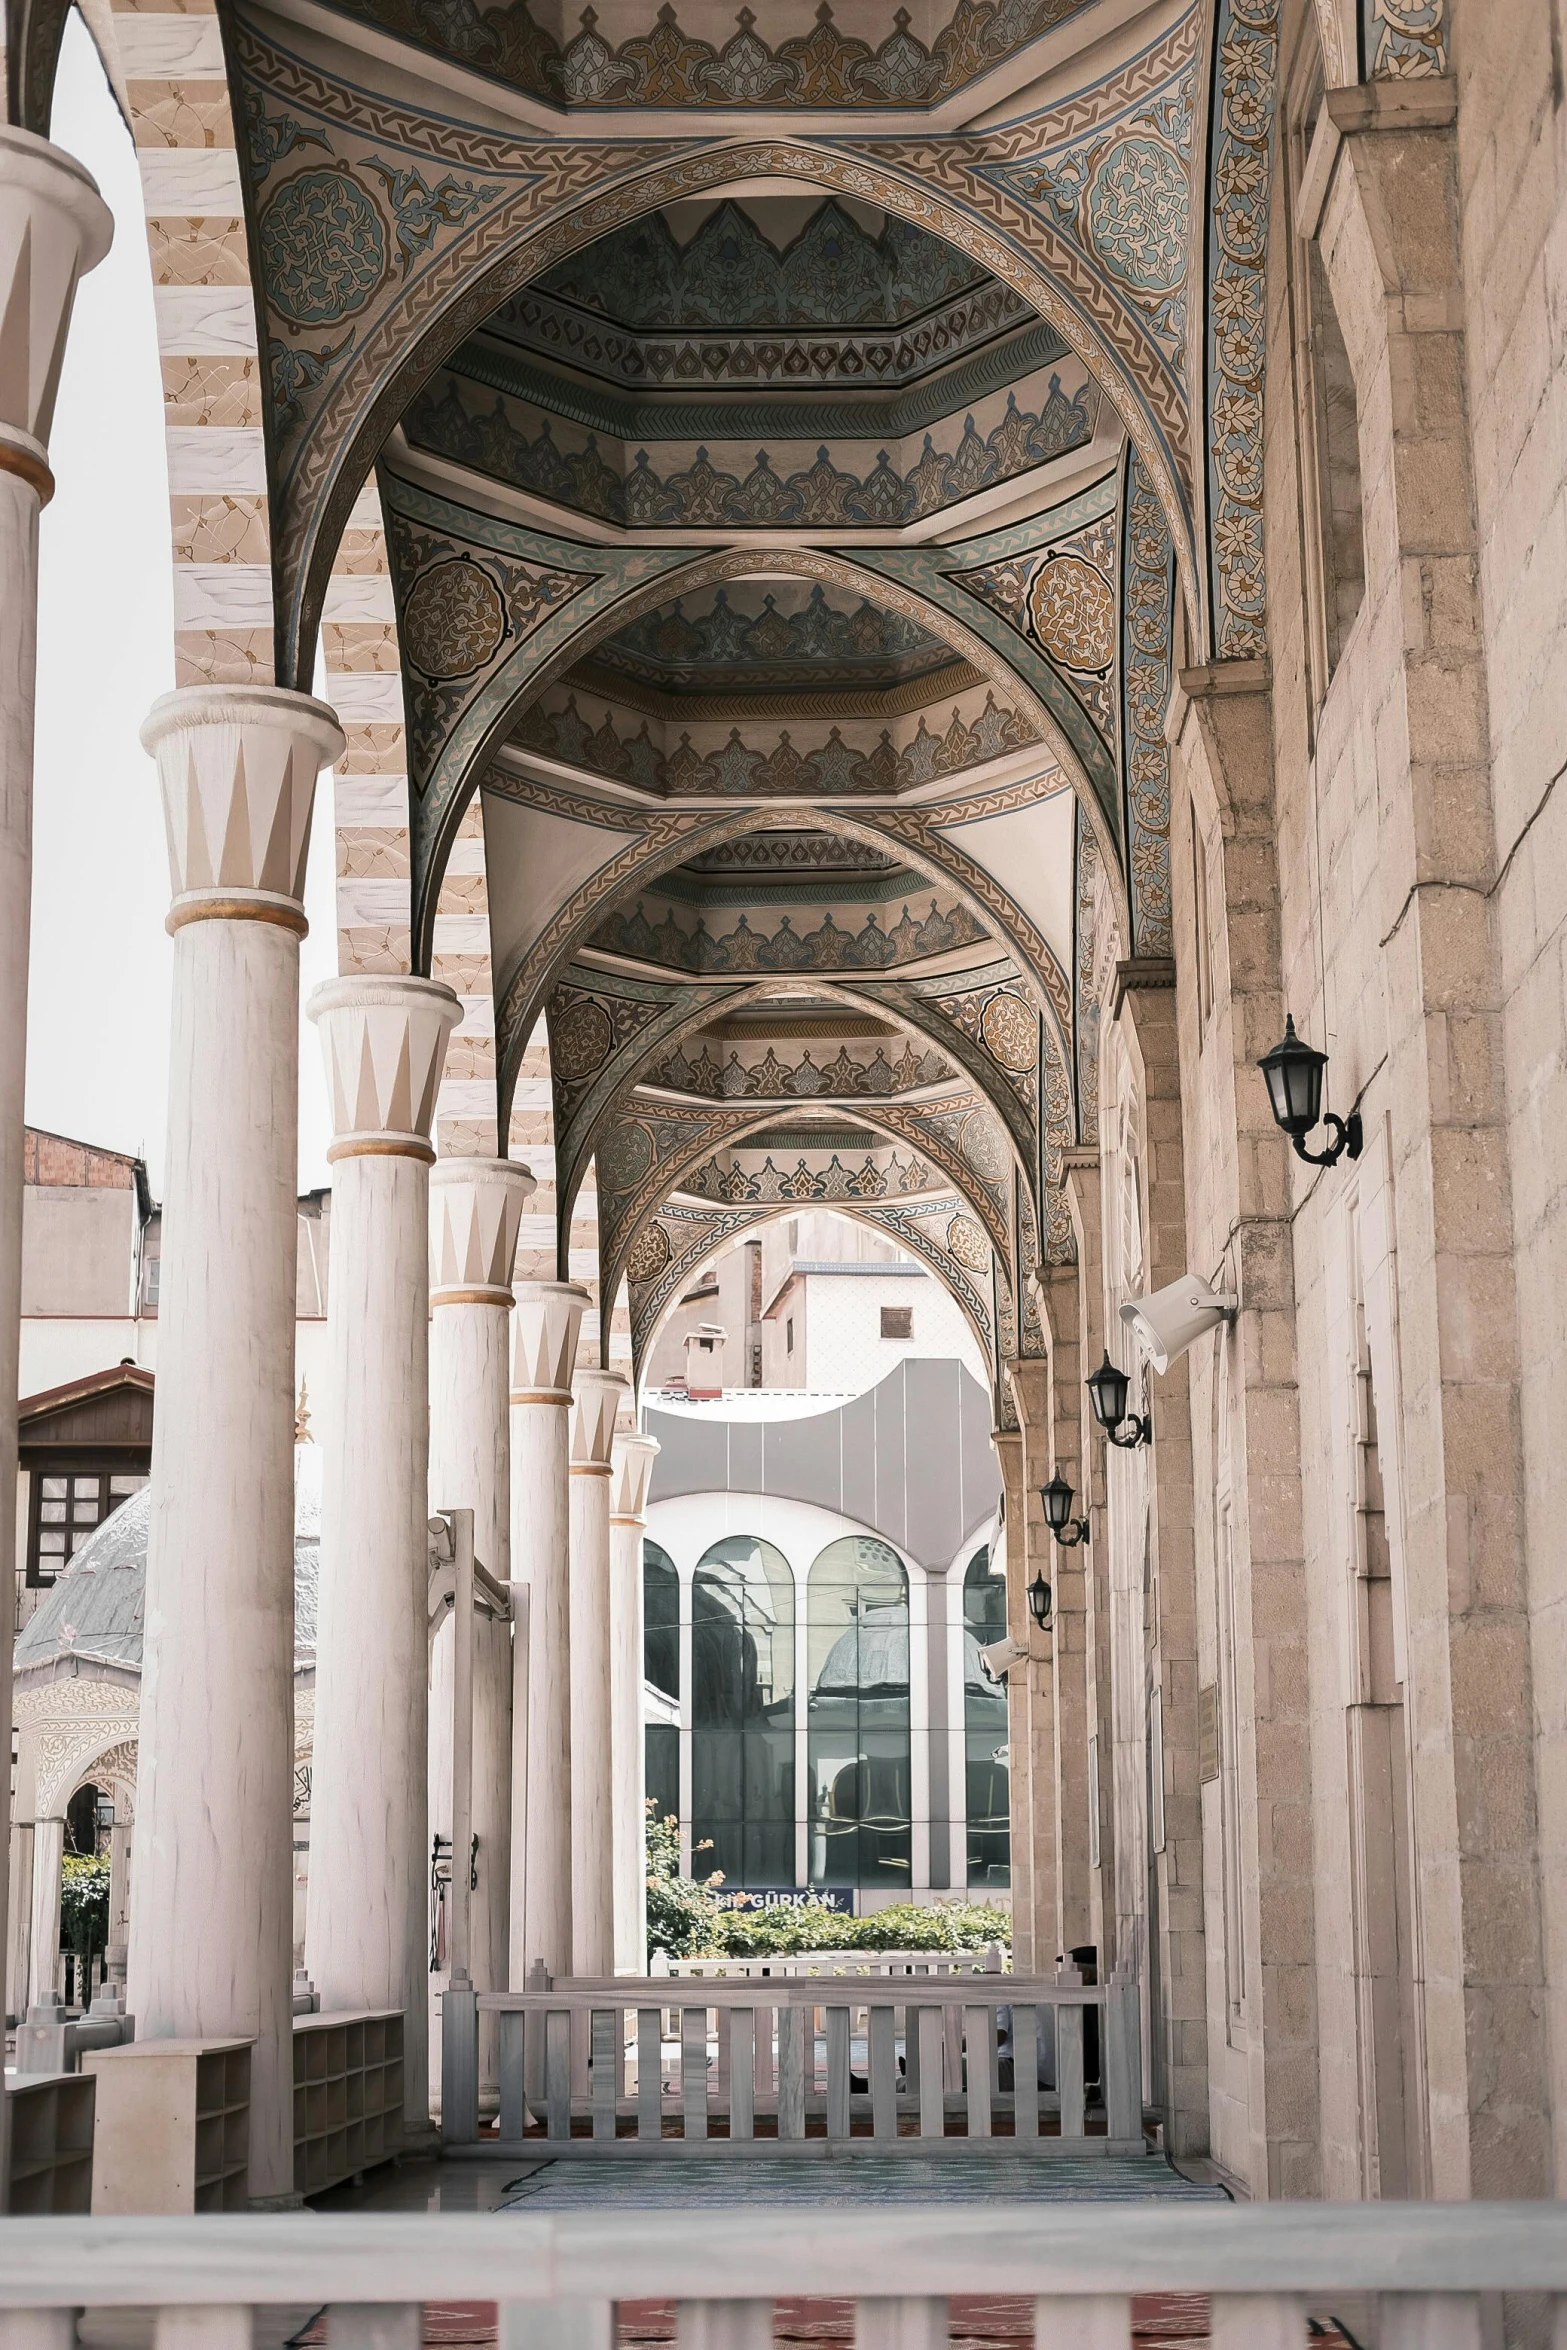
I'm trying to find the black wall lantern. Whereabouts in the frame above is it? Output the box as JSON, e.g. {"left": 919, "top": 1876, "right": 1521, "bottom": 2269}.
{"left": 1041, "top": 1472, "right": 1089, "bottom": 1549}
{"left": 1027, "top": 1570, "right": 1053, "bottom": 1628}
{"left": 1258, "top": 1016, "right": 1362, "bottom": 1168}
{"left": 1086, "top": 1351, "right": 1150, "bottom": 1449}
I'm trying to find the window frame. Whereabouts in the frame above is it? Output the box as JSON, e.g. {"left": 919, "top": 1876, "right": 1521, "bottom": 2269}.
{"left": 26, "top": 1458, "right": 148, "bottom": 1588}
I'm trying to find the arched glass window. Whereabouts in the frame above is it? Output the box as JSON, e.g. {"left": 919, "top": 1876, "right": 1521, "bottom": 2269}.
{"left": 962, "top": 1546, "right": 1010, "bottom": 1888}
{"left": 643, "top": 1540, "right": 681, "bottom": 1832}
{"left": 807, "top": 1535, "right": 911, "bottom": 1890}
{"left": 644, "top": 1540, "right": 679, "bottom": 1700}
{"left": 691, "top": 1537, "right": 795, "bottom": 1884}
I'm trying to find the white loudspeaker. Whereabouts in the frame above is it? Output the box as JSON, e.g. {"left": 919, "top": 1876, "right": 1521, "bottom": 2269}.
{"left": 978, "top": 1635, "right": 1029, "bottom": 1681}
{"left": 1119, "top": 1273, "right": 1238, "bottom": 1374}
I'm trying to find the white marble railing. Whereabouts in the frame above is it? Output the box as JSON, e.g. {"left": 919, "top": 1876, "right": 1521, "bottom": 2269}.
{"left": 658, "top": 1947, "right": 1006, "bottom": 1979}
{"left": 2, "top": 2203, "right": 1566, "bottom": 2345}
{"left": 439, "top": 1974, "right": 1139, "bottom": 2154}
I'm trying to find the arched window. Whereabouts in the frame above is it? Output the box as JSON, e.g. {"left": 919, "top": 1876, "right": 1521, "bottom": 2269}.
{"left": 807, "top": 1534, "right": 911, "bottom": 1890}
{"left": 644, "top": 1541, "right": 680, "bottom": 1699}
{"left": 962, "top": 1546, "right": 1010, "bottom": 1888}
{"left": 691, "top": 1536, "right": 795, "bottom": 1884}
{"left": 643, "top": 1540, "right": 681, "bottom": 1829}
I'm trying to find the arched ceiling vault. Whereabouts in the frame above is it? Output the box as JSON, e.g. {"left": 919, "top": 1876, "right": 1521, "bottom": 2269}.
{"left": 545, "top": 958, "right": 1069, "bottom": 1263}
{"left": 484, "top": 787, "right": 1082, "bottom": 1140}
{"left": 379, "top": 457, "right": 1133, "bottom": 971}
{"left": 217, "top": 6, "right": 1206, "bottom": 683}
{"left": 591, "top": 1091, "right": 1018, "bottom": 1295}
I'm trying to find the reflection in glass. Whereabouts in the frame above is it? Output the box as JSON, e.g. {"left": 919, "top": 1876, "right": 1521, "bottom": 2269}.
{"left": 643, "top": 1539, "right": 680, "bottom": 1700}
{"left": 808, "top": 1534, "right": 911, "bottom": 1889}
{"left": 691, "top": 1536, "right": 796, "bottom": 1885}
{"left": 645, "top": 1720, "right": 679, "bottom": 1828}
{"left": 962, "top": 1545, "right": 1010, "bottom": 1887}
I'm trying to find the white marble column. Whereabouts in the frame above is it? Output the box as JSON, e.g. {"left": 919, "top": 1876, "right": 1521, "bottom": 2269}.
{"left": 0, "top": 127, "right": 111, "bottom": 2190}
{"left": 509, "top": 1282, "right": 588, "bottom": 1983}
{"left": 27, "top": 1817, "right": 64, "bottom": 2008}
{"left": 427, "top": 1156, "right": 535, "bottom": 2089}
{"left": 130, "top": 684, "right": 344, "bottom": 2204}
{"left": 305, "top": 976, "right": 460, "bottom": 2138}
{"left": 569, "top": 1368, "right": 629, "bottom": 1979}
{"left": 610, "top": 1431, "right": 659, "bottom": 1974}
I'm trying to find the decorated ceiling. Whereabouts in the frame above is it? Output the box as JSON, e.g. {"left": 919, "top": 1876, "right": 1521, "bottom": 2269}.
{"left": 9, "top": 0, "right": 1451, "bottom": 1399}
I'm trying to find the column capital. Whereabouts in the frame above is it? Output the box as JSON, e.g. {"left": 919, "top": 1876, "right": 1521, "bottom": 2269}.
{"left": 142, "top": 685, "right": 344, "bottom": 926}
{"left": 309, "top": 975, "right": 460, "bottom": 1162}
{"left": 430, "top": 1156, "right": 536, "bottom": 1305}
{"left": 1005, "top": 1355, "right": 1051, "bottom": 1434}
{"left": 571, "top": 1368, "right": 629, "bottom": 1475}
{"left": 0, "top": 126, "right": 112, "bottom": 490}
{"left": 610, "top": 1430, "right": 660, "bottom": 1524}
{"left": 512, "top": 1280, "right": 590, "bottom": 1405}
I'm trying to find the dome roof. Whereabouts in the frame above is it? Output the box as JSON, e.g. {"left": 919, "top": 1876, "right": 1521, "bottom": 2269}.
{"left": 14, "top": 1445, "right": 322, "bottom": 1678}
{"left": 814, "top": 1604, "right": 908, "bottom": 1694}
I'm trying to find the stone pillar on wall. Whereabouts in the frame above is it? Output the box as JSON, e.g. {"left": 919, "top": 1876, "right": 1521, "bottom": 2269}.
{"left": 1017, "top": 1289, "right": 1096, "bottom": 1968}
{"left": 1064, "top": 1149, "right": 1115, "bottom": 1970}
{"left": 131, "top": 684, "right": 344, "bottom": 2204}
{"left": 305, "top": 975, "right": 461, "bottom": 2141}
{"left": 568, "top": 1367, "right": 629, "bottom": 1979}
{"left": 1171, "top": 656, "right": 1320, "bottom": 2198}
{"left": 1112, "top": 959, "right": 1209, "bottom": 2159}
{"left": 1315, "top": 83, "right": 1547, "bottom": 2203}
{"left": 991, "top": 1425, "right": 1053, "bottom": 1972}
{"left": 510, "top": 1281, "right": 589, "bottom": 1984}
{"left": 428, "top": 1158, "right": 536, "bottom": 2090}
{"left": 610, "top": 1430, "right": 659, "bottom": 1974}
{"left": 0, "top": 128, "right": 111, "bottom": 2197}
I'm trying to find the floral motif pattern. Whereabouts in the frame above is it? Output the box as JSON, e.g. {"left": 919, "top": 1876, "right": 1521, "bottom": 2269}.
{"left": 405, "top": 371, "right": 1097, "bottom": 530}
{"left": 361, "top": 158, "right": 505, "bottom": 278}
{"left": 946, "top": 1212, "right": 990, "bottom": 1271}
{"left": 531, "top": 198, "right": 984, "bottom": 333}
{"left": 482, "top": 279, "right": 1033, "bottom": 393}
{"left": 1028, "top": 551, "right": 1117, "bottom": 671}
{"left": 1206, "top": 0, "right": 1277, "bottom": 657}
{"left": 1085, "top": 135, "right": 1188, "bottom": 297}
{"left": 596, "top": 584, "right": 945, "bottom": 691}
{"left": 401, "top": 554, "right": 510, "bottom": 682}
{"left": 950, "top": 509, "right": 1120, "bottom": 748}
{"left": 980, "top": 989, "right": 1039, "bottom": 1073}
{"left": 1120, "top": 448, "right": 1174, "bottom": 956}
{"left": 649, "top": 1037, "right": 955, "bottom": 1101}
{"left": 1365, "top": 0, "right": 1446, "bottom": 74}
{"left": 590, "top": 894, "right": 989, "bottom": 975}
{"left": 511, "top": 690, "right": 1040, "bottom": 800}
{"left": 311, "top": 0, "right": 1096, "bottom": 111}
{"left": 678, "top": 1146, "right": 934, "bottom": 1205}
{"left": 984, "top": 74, "right": 1194, "bottom": 377}
{"left": 260, "top": 169, "right": 386, "bottom": 327}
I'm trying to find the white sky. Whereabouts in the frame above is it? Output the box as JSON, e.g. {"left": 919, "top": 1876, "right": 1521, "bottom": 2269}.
{"left": 30, "top": 14, "right": 338, "bottom": 1197}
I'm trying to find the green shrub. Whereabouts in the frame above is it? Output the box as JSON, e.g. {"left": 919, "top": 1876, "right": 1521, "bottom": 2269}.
{"left": 714, "top": 1896, "right": 1011, "bottom": 1959}
{"left": 60, "top": 1852, "right": 110, "bottom": 1956}
{"left": 644, "top": 1805, "right": 727, "bottom": 1961}
{"left": 643, "top": 1805, "right": 1012, "bottom": 1962}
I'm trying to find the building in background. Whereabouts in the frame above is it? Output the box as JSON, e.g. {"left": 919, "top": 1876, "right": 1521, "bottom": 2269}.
{"left": 644, "top": 1210, "right": 989, "bottom": 1398}
{"left": 641, "top": 1344, "right": 1006, "bottom": 1917}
